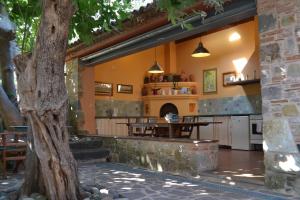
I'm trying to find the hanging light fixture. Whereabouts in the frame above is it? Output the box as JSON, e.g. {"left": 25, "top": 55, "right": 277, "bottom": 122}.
{"left": 191, "top": 42, "right": 210, "bottom": 58}
{"left": 148, "top": 47, "right": 164, "bottom": 73}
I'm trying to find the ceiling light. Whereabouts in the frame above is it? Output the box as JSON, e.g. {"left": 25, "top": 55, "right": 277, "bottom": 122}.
{"left": 148, "top": 47, "right": 164, "bottom": 74}
{"left": 191, "top": 42, "right": 210, "bottom": 58}
{"left": 229, "top": 32, "right": 241, "bottom": 42}
{"left": 148, "top": 61, "right": 164, "bottom": 74}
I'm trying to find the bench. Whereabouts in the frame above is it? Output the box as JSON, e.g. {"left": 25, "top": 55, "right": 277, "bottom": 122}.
{"left": 0, "top": 131, "right": 27, "bottom": 178}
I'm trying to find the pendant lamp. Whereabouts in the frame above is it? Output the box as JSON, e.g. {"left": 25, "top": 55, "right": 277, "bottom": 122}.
{"left": 191, "top": 42, "right": 210, "bottom": 58}
{"left": 148, "top": 47, "right": 164, "bottom": 73}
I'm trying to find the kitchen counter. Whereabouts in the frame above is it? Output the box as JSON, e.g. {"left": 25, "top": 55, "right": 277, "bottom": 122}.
{"left": 190, "top": 113, "right": 262, "bottom": 117}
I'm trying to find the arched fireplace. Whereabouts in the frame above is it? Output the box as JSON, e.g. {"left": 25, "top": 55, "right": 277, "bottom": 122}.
{"left": 160, "top": 103, "right": 178, "bottom": 117}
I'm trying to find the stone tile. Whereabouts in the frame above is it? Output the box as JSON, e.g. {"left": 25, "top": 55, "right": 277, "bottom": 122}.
{"left": 260, "top": 43, "right": 281, "bottom": 63}
{"left": 198, "top": 95, "right": 262, "bottom": 115}
{"left": 259, "top": 14, "right": 277, "bottom": 33}
{"left": 0, "top": 162, "right": 296, "bottom": 200}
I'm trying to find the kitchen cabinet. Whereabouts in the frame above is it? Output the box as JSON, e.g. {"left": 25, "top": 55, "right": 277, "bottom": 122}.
{"left": 214, "top": 117, "right": 231, "bottom": 146}
{"left": 231, "top": 116, "right": 250, "bottom": 150}
{"left": 96, "top": 118, "right": 128, "bottom": 136}
{"left": 194, "top": 115, "right": 251, "bottom": 149}
{"left": 197, "top": 117, "right": 215, "bottom": 140}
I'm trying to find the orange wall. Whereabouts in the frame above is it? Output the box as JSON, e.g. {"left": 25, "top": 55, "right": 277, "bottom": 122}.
{"left": 80, "top": 67, "right": 96, "bottom": 134}
{"left": 94, "top": 45, "right": 166, "bottom": 101}
{"left": 176, "top": 19, "right": 260, "bottom": 99}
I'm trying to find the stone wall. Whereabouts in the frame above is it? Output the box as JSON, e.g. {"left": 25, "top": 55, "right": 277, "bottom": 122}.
{"left": 101, "top": 136, "right": 218, "bottom": 176}
{"left": 257, "top": 0, "right": 300, "bottom": 193}
{"left": 66, "top": 59, "right": 86, "bottom": 134}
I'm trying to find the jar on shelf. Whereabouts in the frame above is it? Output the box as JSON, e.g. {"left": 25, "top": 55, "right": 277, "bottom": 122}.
{"left": 191, "top": 86, "right": 197, "bottom": 94}
{"left": 141, "top": 86, "right": 147, "bottom": 96}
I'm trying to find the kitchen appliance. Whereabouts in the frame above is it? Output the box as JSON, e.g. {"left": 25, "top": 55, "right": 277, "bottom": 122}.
{"left": 231, "top": 116, "right": 250, "bottom": 150}
{"left": 250, "top": 115, "right": 263, "bottom": 145}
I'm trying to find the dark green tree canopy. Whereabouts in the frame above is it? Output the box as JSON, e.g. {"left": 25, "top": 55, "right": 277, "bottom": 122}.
{"left": 0, "top": 0, "right": 226, "bottom": 53}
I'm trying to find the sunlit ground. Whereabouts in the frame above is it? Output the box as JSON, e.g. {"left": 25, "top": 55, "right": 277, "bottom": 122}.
{"left": 206, "top": 149, "right": 265, "bottom": 185}
{"left": 76, "top": 162, "right": 292, "bottom": 200}
{"left": 0, "top": 161, "right": 294, "bottom": 200}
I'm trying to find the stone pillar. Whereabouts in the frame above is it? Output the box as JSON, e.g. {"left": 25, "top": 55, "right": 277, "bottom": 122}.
{"left": 257, "top": 0, "right": 300, "bottom": 193}
{"left": 65, "top": 58, "right": 86, "bottom": 134}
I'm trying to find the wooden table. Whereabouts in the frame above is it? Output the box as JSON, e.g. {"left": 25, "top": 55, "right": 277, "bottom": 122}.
{"left": 117, "top": 121, "right": 222, "bottom": 139}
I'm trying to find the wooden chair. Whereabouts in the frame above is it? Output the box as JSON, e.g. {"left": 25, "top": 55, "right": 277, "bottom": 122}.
{"left": 0, "top": 131, "right": 27, "bottom": 178}
{"left": 178, "top": 116, "right": 195, "bottom": 138}
{"left": 143, "top": 117, "right": 157, "bottom": 136}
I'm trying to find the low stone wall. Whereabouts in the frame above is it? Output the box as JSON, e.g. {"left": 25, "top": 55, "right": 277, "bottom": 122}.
{"left": 100, "top": 136, "right": 218, "bottom": 176}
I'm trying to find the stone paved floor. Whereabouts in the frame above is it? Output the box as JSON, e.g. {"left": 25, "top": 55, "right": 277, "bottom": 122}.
{"left": 1, "top": 162, "right": 300, "bottom": 200}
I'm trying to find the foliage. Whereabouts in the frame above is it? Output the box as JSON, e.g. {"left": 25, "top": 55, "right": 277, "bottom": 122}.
{"left": 70, "top": 0, "right": 132, "bottom": 44}
{"left": 0, "top": 0, "right": 41, "bottom": 53}
{"left": 0, "top": 0, "right": 226, "bottom": 52}
{"left": 156, "top": 0, "right": 228, "bottom": 29}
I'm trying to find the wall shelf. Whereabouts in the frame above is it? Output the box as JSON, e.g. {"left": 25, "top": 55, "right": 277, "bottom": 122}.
{"left": 142, "top": 94, "right": 199, "bottom": 100}
{"left": 226, "top": 79, "right": 260, "bottom": 86}
{"left": 144, "top": 82, "right": 198, "bottom": 88}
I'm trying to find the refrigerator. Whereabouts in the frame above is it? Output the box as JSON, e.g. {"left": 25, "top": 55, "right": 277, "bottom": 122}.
{"left": 231, "top": 116, "right": 250, "bottom": 150}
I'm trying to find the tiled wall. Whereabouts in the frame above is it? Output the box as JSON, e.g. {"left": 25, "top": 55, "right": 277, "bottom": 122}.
{"left": 95, "top": 100, "right": 143, "bottom": 117}
{"left": 198, "top": 95, "right": 262, "bottom": 115}
{"left": 95, "top": 95, "right": 261, "bottom": 117}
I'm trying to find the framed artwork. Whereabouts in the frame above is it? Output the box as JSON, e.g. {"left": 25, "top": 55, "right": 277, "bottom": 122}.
{"left": 223, "top": 72, "right": 236, "bottom": 86}
{"left": 117, "top": 84, "right": 133, "bottom": 94}
{"left": 95, "top": 82, "right": 113, "bottom": 96}
{"left": 203, "top": 68, "right": 217, "bottom": 94}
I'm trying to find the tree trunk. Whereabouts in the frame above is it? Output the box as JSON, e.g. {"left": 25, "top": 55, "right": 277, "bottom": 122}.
{"left": 0, "top": 86, "right": 23, "bottom": 126}
{"left": 0, "top": 4, "right": 23, "bottom": 128}
{"left": 0, "top": 41, "right": 18, "bottom": 103}
{"left": 15, "top": 0, "right": 81, "bottom": 199}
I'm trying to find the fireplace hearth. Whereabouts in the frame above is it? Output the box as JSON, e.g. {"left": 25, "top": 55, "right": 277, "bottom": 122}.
{"left": 160, "top": 103, "right": 178, "bottom": 117}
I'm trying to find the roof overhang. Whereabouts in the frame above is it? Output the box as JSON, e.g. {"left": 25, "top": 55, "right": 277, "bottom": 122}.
{"left": 80, "top": 0, "right": 257, "bottom": 67}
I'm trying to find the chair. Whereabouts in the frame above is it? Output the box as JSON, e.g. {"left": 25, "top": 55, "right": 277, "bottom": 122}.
{"left": 178, "top": 116, "right": 195, "bottom": 138}
{"left": 143, "top": 117, "right": 157, "bottom": 136}
{"left": 0, "top": 131, "right": 27, "bottom": 178}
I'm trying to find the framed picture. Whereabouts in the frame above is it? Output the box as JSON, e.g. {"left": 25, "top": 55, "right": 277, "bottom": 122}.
{"left": 117, "top": 84, "right": 133, "bottom": 94}
{"left": 223, "top": 72, "right": 236, "bottom": 86}
{"left": 203, "top": 68, "right": 217, "bottom": 94}
{"left": 95, "top": 82, "right": 113, "bottom": 96}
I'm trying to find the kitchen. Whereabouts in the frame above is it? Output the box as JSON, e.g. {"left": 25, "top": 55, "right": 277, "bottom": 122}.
{"left": 78, "top": 16, "right": 264, "bottom": 181}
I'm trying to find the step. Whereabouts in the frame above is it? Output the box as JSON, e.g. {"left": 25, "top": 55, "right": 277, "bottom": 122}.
{"left": 69, "top": 140, "right": 103, "bottom": 150}
{"left": 72, "top": 148, "right": 110, "bottom": 161}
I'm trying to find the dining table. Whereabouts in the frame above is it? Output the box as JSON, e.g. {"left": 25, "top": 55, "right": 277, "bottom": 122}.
{"left": 117, "top": 121, "right": 222, "bottom": 140}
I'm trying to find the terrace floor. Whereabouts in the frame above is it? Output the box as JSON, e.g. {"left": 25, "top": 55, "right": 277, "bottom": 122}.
{"left": 0, "top": 161, "right": 298, "bottom": 200}
{"left": 205, "top": 148, "right": 265, "bottom": 184}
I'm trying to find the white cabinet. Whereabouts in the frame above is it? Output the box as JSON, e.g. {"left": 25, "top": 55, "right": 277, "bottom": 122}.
{"left": 197, "top": 117, "right": 215, "bottom": 140}
{"left": 231, "top": 116, "right": 250, "bottom": 150}
{"left": 96, "top": 118, "right": 128, "bottom": 136}
{"left": 214, "top": 117, "right": 231, "bottom": 146}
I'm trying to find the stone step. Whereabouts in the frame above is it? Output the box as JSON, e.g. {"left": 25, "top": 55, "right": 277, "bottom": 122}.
{"left": 72, "top": 148, "right": 110, "bottom": 161}
{"left": 69, "top": 140, "right": 103, "bottom": 150}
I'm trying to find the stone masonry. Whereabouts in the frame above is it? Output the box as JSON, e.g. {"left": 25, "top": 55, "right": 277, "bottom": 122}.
{"left": 66, "top": 58, "right": 86, "bottom": 134}
{"left": 257, "top": 0, "right": 300, "bottom": 194}
{"left": 101, "top": 136, "right": 218, "bottom": 176}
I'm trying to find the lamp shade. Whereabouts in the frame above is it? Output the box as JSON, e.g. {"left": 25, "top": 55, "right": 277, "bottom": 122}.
{"left": 148, "top": 61, "right": 164, "bottom": 73}
{"left": 191, "top": 42, "right": 210, "bottom": 58}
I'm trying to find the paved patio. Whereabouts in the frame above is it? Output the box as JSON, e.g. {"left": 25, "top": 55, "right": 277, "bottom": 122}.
{"left": 0, "top": 162, "right": 299, "bottom": 200}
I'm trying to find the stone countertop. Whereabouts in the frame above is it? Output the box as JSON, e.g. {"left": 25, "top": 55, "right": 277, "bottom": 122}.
{"left": 83, "top": 135, "right": 218, "bottom": 144}
{"left": 195, "top": 113, "right": 262, "bottom": 117}
{"left": 95, "top": 114, "right": 262, "bottom": 119}
{"left": 95, "top": 116, "right": 156, "bottom": 119}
